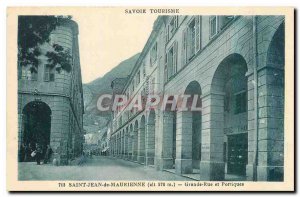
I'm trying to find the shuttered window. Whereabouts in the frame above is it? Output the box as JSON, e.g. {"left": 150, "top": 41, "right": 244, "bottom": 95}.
{"left": 182, "top": 28, "right": 188, "bottom": 66}
{"left": 166, "top": 41, "right": 178, "bottom": 81}
{"left": 195, "top": 16, "right": 201, "bottom": 52}
{"left": 184, "top": 16, "right": 201, "bottom": 64}
{"left": 219, "top": 15, "right": 234, "bottom": 30}
{"left": 168, "top": 16, "right": 179, "bottom": 40}
{"left": 150, "top": 42, "right": 157, "bottom": 65}
{"left": 44, "top": 66, "right": 55, "bottom": 82}
{"left": 209, "top": 16, "right": 217, "bottom": 38}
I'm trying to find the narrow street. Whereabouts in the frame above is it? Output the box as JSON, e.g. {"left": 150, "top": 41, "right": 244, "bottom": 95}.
{"left": 18, "top": 156, "right": 192, "bottom": 181}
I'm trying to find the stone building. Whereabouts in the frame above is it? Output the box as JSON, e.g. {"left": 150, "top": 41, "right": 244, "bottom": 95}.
{"left": 18, "top": 19, "right": 84, "bottom": 165}
{"left": 110, "top": 15, "right": 284, "bottom": 181}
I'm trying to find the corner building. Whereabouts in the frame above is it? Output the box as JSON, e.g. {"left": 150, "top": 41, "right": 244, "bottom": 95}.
{"left": 18, "top": 19, "right": 84, "bottom": 165}
{"left": 110, "top": 16, "right": 284, "bottom": 181}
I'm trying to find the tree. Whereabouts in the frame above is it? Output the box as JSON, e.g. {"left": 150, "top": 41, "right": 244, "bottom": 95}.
{"left": 18, "top": 15, "right": 73, "bottom": 73}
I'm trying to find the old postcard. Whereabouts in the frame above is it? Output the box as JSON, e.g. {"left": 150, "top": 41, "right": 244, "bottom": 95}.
{"left": 6, "top": 7, "right": 294, "bottom": 191}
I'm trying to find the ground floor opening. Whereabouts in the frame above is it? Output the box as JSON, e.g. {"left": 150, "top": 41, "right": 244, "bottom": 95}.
{"left": 19, "top": 101, "right": 51, "bottom": 162}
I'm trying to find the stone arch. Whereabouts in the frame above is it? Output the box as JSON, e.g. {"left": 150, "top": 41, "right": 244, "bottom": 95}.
{"left": 19, "top": 96, "right": 54, "bottom": 114}
{"left": 266, "top": 22, "right": 284, "bottom": 69}
{"left": 19, "top": 101, "right": 52, "bottom": 162}
{"left": 201, "top": 53, "right": 248, "bottom": 180}
{"left": 173, "top": 81, "right": 202, "bottom": 174}
{"left": 210, "top": 53, "right": 248, "bottom": 93}
{"left": 185, "top": 81, "right": 202, "bottom": 171}
{"left": 138, "top": 115, "right": 146, "bottom": 164}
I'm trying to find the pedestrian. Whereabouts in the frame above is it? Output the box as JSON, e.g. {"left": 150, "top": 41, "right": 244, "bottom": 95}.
{"left": 19, "top": 143, "right": 25, "bottom": 162}
{"left": 28, "top": 143, "right": 34, "bottom": 162}
{"left": 77, "top": 152, "right": 86, "bottom": 166}
{"left": 44, "top": 144, "right": 53, "bottom": 164}
{"left": 24, "top": 143, "right": 29, "bottom": 162}
{"left": 35, "top": 143, "right": 43, "bottom": 165}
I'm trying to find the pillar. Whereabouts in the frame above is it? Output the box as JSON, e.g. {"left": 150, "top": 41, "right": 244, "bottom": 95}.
{"left": 132, "top": 129, "right": 138, "bottom": 161}
{"left": 145, "top": 122, "right": 155, "bottom": 165}
{"left": 120, "top": 132, "right": 124, "bottom": 158}
{"left": 246, "top": 73, "right": 257, "bottom": 180}
{"left": 156, "top": 111, "right": 174, "bottom": 170}
{"left": 175, "top": 110, "right": 193, "bottom": 174}
{"left": 256, "top": 67, "right": 284, "bottom": 181}
{"left": 200, "top": 93, "right": 225, "bottom": 181}
{"left": 128, "top": 133, "right": 132, "bottom": 159}
{"left": 138, "top": 127, "right": 146, "bottom": 164}
{"left": 124, "top": 132, "right": 128, "bottom": 159}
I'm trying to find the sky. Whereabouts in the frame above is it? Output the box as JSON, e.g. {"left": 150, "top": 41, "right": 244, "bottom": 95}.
{"left": 72, "top": 10, "right": 157, "bottom": 83}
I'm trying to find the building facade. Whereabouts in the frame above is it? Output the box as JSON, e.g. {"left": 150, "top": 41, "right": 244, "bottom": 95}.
{"left": 110, "top": 15, "right": 284, "bottom": 181}
{"left": 18, "top": 19, "right": 84, "bottom": 165}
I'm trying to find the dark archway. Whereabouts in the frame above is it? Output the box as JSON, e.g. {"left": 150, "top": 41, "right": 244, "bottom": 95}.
{"left": 211, "top": 53, "right": 248, "bottom": 177}
{"left": 20, "top": 101, "right": 51, "bottom": 162}
{"left": 184, "top": 81, "right": 202, "bottom": 171}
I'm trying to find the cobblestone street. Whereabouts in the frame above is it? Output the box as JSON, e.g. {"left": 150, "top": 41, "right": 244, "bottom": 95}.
{"left": 18, "top": 156, "right": 192, "bottom": 181}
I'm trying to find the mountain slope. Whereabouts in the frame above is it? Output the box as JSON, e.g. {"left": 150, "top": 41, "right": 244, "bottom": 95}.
{"left": 82, "top": 53, "right": 140, "bottom": 133}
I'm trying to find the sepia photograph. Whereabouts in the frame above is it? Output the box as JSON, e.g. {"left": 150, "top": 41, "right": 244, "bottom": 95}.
{"left": 6, "top": 7, "right": 294, "bottom": 191}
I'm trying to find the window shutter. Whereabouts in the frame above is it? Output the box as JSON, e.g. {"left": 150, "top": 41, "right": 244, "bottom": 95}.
{"left": 186, "top": 27, "right": 191, "bottom": 59}
{"left": 164, "top": 52, "right": 168, "bottom": 82}
{"left": 174, "top": 42, "right": 178, "bottom": 74}
{"left": 195, "top": 16, "right": 201, "bottom": 52}
{"left": 182, "top": 29, "right": 187, "bottom": 66}
{"left": 167, "top": 49, "right": 173, "bottom": 79}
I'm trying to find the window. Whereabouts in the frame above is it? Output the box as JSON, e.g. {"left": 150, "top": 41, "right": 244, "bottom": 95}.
{"left": 164, "top": 62, "right": 168, "bottom": 83}
{"left": 188, "top": 19, "right": 196, "bottom": 59}
{"left": 136, "top": 71, "right": 140, "bottom": 85}
{"left": 209, "top": 16, "right": 217, "bottom": 38}
{"left": 209, "top": 15, "right": 234, "bottom": 39}
{"left": 143, "top": 63, "right": 146, "bottom": 77}
{"left": 132, "top": 80, "right": 135, "bottom": 92}
{"left": 182, "top": 29, "right": 188, "bottom": 66}
{"left": 150, "top": 42, "right": 157, "bottom": 65}
{"left": 183, "top": 16, "right": 201, "bottom": 65}
{"left": 166, "top": 42, "right": 178, "bottom": 80}
{"left": 234, "top": 91, "right": 247, "bottom": 114}
{"left": 44, "top": 65, "right": 55, "bottom": 82}
{"left": 168, "top": 16, "right": 179, "bottom": 40}
{"left": 219, "top": 15, "right": 234, "bottom": 30}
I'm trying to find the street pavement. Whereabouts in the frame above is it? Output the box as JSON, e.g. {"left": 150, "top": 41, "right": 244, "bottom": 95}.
{"left": 18, "top": 156, "right": 192, "bottom": 181}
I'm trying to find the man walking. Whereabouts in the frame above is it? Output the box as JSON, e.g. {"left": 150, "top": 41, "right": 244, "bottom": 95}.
{"left": 44, "top": 144, "right": 53, "bottom": 164}
{"left": 35, "top": 143, "right": 43, "bottom": 165}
